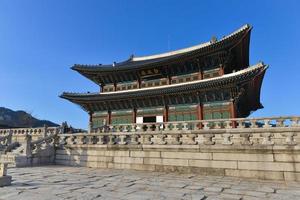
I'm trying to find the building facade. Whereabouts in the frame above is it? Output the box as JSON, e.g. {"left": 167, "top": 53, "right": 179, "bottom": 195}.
{"left": 61, "top": 24, "right": 267, "bottom": 130}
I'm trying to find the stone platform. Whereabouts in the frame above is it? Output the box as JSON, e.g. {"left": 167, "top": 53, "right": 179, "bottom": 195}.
{"left": 0, "top": 166, "right": 300, "bottom": 200}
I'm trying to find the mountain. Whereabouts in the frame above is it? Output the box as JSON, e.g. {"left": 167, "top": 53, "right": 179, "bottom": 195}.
{"left": 0, "top": 107, "right": 59, "bottom": 128}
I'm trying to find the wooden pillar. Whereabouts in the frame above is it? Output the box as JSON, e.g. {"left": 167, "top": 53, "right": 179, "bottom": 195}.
{"left": 114, "top": 83, "right": 117, "bottom": 91}
{"left": 197, "top": 103, "right": 203, "bottom": 129}
{"left": 197, "top": 103, "right": 203, "bottom": 120}
{"left": 163, "top": 106, "right": 169, "bottom": 122}
{"left": 133, "top": 108, "right": 137, "bottom": 123}
{"left": 229, "top": 101, "right": 237, "bottom": 128}
{"left": 107, "top": 110, "right": 112, "bottom": 125}
{"left": 88, "top": 111, "right": 93, "bottom": 133}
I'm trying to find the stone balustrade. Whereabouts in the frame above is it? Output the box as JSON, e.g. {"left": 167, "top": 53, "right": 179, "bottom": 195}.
{"left": 0, "top": 127, "right": 59, "bottom": 167}
{"left": 0, "top": 126, "right": 59, "bottom": 136}
{"left": 0, "top": 126, "right": 60, "bottom": 145}
{"left": 91, "top": 116, "right": 300, "bottom": 134}
{"left": 59, "top": 128, "right": 300, "bottom": 147}
{"left": 55, "top": 116, "right": 300, "bottom": 181}
{"left": 16, "top": 129, "right": 59, "bottom": 157}
{"left": 57, "top": 116, "right": 300, "bottom": 147}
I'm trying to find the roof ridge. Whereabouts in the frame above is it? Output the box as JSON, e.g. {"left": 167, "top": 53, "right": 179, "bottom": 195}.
{"left": 131, "top": 24, "right": 250, "bottom": 62}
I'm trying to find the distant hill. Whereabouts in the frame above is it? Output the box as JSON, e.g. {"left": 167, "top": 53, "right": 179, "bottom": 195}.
{"left": 0, "top": 107, "right": 59, "bottom": 128}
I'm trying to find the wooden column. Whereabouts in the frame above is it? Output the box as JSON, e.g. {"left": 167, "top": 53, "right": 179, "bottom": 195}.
{"left": 88, "top": 111, "right": 93, "bottom": 133}
{"left": 197, "top": 103, "right": 203, "bottom": 120}
{"left": 114, "top": 83, "right": 117, "bottom": 91}
{"left": 197, "top": 103, "right": 203, "bottom": 129}
{"left": 133, "top": 108, "right": 137, "bottom": 123}
{"left": 163, "top": 106, "right": 169, "bottom": 122}
{"left": 229, "top": 101, "right": 237, "bottom": 128}
{"left": 99, "top": 84, "right": 103, "bottom": 93}
{"left": 107, "top": 111, "right": 112, "bottom": 125}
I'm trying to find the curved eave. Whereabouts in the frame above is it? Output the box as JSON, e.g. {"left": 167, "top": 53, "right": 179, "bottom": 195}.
{"left": 240, "top": 67, "right": 267, "bottom": 116}
{"left": 72, "top": 24, "right": 251, "bottom": 75}
{"left": 61, "top": 63, "right": 267, "bottom": 104}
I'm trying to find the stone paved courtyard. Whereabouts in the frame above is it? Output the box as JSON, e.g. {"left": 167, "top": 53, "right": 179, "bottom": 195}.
{"left": 0, "top": 166, "right": 300, "bottom": 200}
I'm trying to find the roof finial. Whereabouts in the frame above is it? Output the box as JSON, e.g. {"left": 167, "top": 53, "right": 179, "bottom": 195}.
{"left": 210, "top": 36, "right": 218, "bottom": 44}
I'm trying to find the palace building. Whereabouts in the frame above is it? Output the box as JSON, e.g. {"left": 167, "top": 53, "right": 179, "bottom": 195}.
{"left": 61, "top": 24, "right": 267, "bottom": 130}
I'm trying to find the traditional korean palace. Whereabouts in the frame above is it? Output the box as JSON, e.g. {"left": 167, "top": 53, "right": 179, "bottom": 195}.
{"left": 61, "top": 24, "right": 267, "bottom": 130}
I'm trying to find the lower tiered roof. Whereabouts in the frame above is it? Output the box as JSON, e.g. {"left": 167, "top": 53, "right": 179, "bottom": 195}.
{"left": 61, "top": 62, "right": 267, "bottom": 117}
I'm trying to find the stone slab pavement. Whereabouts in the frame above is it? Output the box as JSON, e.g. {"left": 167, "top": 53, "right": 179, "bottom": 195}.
{"left": 0, "top": 166, "right": 300, "bottom": 200}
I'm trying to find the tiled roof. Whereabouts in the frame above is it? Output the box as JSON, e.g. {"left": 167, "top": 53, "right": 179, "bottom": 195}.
{"left": 61, "top": 62, "right": 267, "bottom": 101}
{"left": 72, "top": 24, "right": 251, "bottom": 72}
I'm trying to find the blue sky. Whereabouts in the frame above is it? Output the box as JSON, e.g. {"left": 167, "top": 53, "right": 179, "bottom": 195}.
{"left": 0, "top": 0, "right": 299, "bottom": 129}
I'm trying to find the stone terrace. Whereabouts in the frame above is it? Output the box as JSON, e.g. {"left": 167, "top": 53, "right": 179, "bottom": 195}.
{"left": 1, "top": 166, "right": 300, "bottom": 200}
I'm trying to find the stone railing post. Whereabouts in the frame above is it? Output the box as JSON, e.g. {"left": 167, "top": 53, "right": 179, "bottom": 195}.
{"left": 236, "top": 120, "right": 244, "bottom": 129}
{"left": 23, "top": 134, "right": 32, "bottom": 157}
{"left": 0, "top": 162, "right": 12, "bottom": 186}
{"left": 164, "top": 123, "right": 170, "bottom": 131}
{"left": 276, "top": 118, "right": 285, "bottom": 127}
{"left": 43, "top": 124, "right": 48, "bottom": 138}
{"left": 155, "top": 123, "right": 160, "bottom": 131}
{"left": 291, "top": 117, "right": 300, "bottom": 127}
{"left": 224, "top": 120, "right": 232, "bottom": 129}
{"left": 7, "top": 130, "right": 13, "bottom": 145}
{"left": 202, "top": 122, "right": 209, "bottom": 130}
{"left": 0, "top": 163, "right": 8, "bottom": 177}
{"left": 173, "top": 123, "right": 179, "bottom": 131}
{"left": 250, "top": 119, "right": 258, "bottom": 128}
{"left": 263, "top": 119, "right": 271, "bottom": 128}
{"left": 118, "top": 134, "right": 127, "bottom": 145}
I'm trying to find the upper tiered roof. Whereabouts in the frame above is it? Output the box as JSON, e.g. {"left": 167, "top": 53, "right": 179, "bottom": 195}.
{"left": 72, "top": 24, "right": 252, "bottom": 85}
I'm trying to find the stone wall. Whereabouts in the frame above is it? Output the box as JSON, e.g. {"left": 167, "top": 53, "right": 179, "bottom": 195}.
{"left": 55, "top": 117, "right": 300, "bottom": 181}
